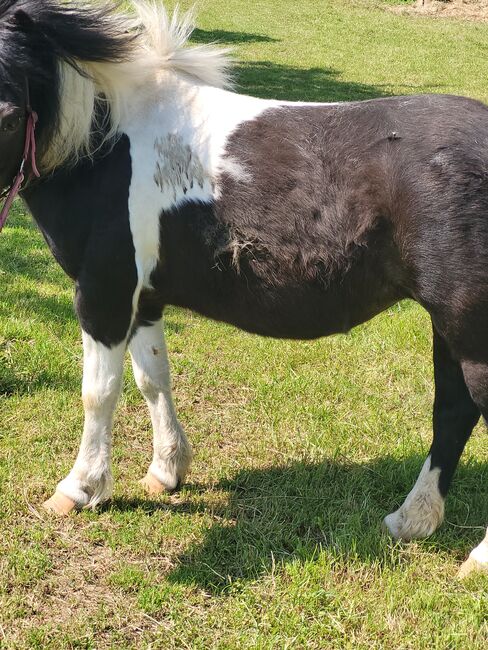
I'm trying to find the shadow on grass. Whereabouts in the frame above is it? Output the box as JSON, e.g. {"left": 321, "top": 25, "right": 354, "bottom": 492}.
{"left": 111, "top": 455, "right": 488, "bottom": 593}
{"left": 191, "top": 28, "right": 278, "bottom": 45}
{"left": 0, "top": 288, "right": 76, "bottom": 322}
{"left": 0, "top": 211, "right": 53, "bottom": 281}
{"left": 0, "top": 368, "right": 74, "bottom": 397}
{"left": 235, "top": 61, "right": 389, "bottom": 102}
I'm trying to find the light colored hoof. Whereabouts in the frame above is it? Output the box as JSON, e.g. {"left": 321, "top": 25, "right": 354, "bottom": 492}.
{"left": 383, "top": 502, "right": 444, "bottom": 540}
{"left": 383, "top": 512, "right": 404, "bottom": 540}
{"left": 458, "top": 556, "right": 488, "bottom": 580}
{"left": 139, "top": 471, "right": 165, "bottom": 495}
{"left": 43, "top": 491, "right": 77, "bottom": 515}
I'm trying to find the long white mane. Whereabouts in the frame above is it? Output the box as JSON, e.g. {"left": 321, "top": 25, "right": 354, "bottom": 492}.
{"left": 42, "top": 1, "right": 232, "bottom": 172}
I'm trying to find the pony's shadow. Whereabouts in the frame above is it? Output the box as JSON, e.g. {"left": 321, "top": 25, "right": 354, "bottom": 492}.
{"left": 110, "top": 455, "right": 488, "bottom": 593}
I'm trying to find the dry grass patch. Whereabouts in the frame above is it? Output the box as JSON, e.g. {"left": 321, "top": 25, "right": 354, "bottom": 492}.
{"left": 0, "top": 513, "right": 162, "bottom": 648}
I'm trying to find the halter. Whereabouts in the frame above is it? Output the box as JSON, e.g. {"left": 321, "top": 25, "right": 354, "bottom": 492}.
{"left": 0, "top": 80, "right": 40, "bottom": 233}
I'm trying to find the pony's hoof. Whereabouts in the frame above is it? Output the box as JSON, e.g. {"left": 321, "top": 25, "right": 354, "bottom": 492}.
{"left": 43, "top": 491, "right": 77, "bottom": 515}
{"left": 458, "top": 556, "right": 488, "bottom": 579}
{"left": 139, "top": 471, "right": 165, "bottom": 495}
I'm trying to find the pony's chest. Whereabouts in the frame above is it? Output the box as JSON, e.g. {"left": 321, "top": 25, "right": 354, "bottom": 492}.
{"left": 123, "top": 129, "right": 210, "bottom": 283}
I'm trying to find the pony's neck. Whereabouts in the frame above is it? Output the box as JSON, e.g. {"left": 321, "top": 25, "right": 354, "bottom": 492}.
{"left": 39, "top": 59, "right": 153, "bottom": 173}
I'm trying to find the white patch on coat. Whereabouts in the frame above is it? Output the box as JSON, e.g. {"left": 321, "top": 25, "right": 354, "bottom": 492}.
{"left": 57, "top": 333, "right": 126, "bottom": 508}
{"left": 383, "top": 456, "right": 445, "bottom": 540}
{"left": 129, "top": 319, "right": 192, "bottom": 490}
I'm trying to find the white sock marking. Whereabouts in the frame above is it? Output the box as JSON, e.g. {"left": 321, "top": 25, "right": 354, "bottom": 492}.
{"left": 129, "top": 319, "right": 192, "bottom": 490}
{"left": 57, "top": 332, "right": 126, "bottom": 508}
{"left": 384, "top": 456, "right": 445, "bottom": 540}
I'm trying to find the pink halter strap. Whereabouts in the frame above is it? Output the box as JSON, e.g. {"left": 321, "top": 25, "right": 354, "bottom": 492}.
{"left": 0, "top": 109, "right": 41, "bottom": 233}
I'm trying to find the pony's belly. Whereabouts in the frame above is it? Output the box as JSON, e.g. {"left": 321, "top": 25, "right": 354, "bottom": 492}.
{"left": 169, "top": 280, "right": 392, "bottom": 340}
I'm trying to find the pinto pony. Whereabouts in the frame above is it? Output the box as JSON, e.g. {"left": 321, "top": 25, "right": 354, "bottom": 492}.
{"left": 0, "top": 0, "right": 486, "bottom": 576}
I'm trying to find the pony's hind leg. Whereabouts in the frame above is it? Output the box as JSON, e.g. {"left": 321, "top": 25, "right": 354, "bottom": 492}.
{"left": 457, "top": 359, "right": 488, "bottom": 577}
{"left": 129, "top": 319, "right": 192, "bottom": 494}
{"left": 44, "top": 332, "right": 126, "bottom": 514}
{"left": 384, "top": 326, "right": 480, "bottom": 540}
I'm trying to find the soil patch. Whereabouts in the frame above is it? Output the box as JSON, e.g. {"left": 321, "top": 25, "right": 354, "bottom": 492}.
{"left": 390, "top": 0, "right": 488, "bottom": 22}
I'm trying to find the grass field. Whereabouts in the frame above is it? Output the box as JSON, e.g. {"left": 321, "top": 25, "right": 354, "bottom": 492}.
{"left": 1, "top": 0, "right": 488, "bottom": 647}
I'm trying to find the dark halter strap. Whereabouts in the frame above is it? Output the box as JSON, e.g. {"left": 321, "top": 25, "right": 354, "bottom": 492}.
{"left": 0, "top": 78, "right": 41, "bottom": 233}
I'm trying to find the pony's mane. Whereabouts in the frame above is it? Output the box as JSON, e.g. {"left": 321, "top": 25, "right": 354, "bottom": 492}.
{"left": 0, "top": 1, "right": 232, "bottom": 171}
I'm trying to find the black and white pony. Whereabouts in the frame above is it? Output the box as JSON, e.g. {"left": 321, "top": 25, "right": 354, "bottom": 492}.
{"left": 0, "top": 0, "right": 486, "bottom": 577}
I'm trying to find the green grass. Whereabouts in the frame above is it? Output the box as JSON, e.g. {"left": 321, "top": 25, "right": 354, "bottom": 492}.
{"left": 1, "top": 1, "right": 488, "bottom": 647}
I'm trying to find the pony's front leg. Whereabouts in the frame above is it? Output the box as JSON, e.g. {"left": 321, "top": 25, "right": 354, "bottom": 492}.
{"left": 129, "top": 319, "right": 192, "bottom": 494}
{"left": 43, "top": 332, "right": 126, "bottom": 514}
